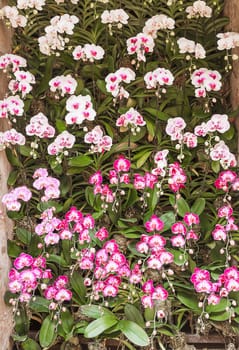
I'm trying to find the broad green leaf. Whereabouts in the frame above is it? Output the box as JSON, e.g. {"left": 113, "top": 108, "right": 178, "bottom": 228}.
{"left": 135, "top": 150, "right": 152, "bottom": 168}
{"left": 29, "top": 296, "right": 50, "bottom": 313}
{"left": 22, "top": 338, "right": 41, "bottom": 350}
{"left": 15, "top": 307, "right": 29, "bottom": 336}
{"left": 84, "top": 316, "right": 118, "bottom": 338}
{"left": 68, "top": 155, "right": 93, "bottom": 167}
{"left": 124, "top": 304, "right": 145, "bottom": 327}
{"left": 7, "top": 170, "right": 19, "bottom": 186}
{"left": 39, "top": 316, "right": 56, "bottom": 348}
{"left": 144, "top": 108, "right": 169, "bottom": 121}
{"left": 80, "top": 304, "right": 115, "bottom": 319}
{"left": 177, "top": 197, "right": 190, "bottom": 217}
{"left": 169, "top": 249, "right": 188, "bottom": 266}
{"left": 118, "top": 320, "right": 150, "bottom": 347}
{"left": 160, "top": 211, "right": 175, "bottom": 232}
{"left": 70, "top": 271, "right": 86, "bottom": 302}
{"left": 206, "top": 298, "right": 230, "bottom": 313}
{"left": 191, "top": 198, "right": 206, "bottom": 215}
{"left": 15, "top": 227, "right": 31, "bottom": 245}
{"left": 209, "top": 311, "right": 230, "bottom": 321}
{"left": 177, "top": 293, "right": 201, "bottom": 313}
{"left": 5, "top": 148, "right": 23, "bottom": 167}
{"left": 61, "top": 309, "right": 74, "bottom": 334}
{"left": 7, "top": 240, "right": 22, "bottom": 258}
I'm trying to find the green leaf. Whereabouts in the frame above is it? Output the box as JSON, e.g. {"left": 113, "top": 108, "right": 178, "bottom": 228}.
{"left": 176, "top": 197, "right": 190, "bottom": 217}
{"left": 144, "top": 108, "right": 169, "bottom": 121}
{"left": 7, "top": 240, "right": 22, "bottom": 258}
{"left": 70, "top": 271, "right": 86, "bottom": 302}
{"left": 15, "top": 227, "right": 32, "bottom": 245}
{"left": 68, "top": 155, "right": 93, "bottom": 167}
{"left": 37, "top": 201, "right": 63, "bottom": 213}
{"left": 211, "top": 160, "right": 220, "bottom": 173}
{"left": 84, "top": 316, "right": 118, "bottom": 338}
{"left": 80, "top": 304, "right": 115, "bottom": 319}
{"left": 209, "top": 311, "right": 230, "bottom": 321}
{"left": 135, "top": 150, "right": 152, "bottom": 168}
{"left": 170, "top": 249, "right": 188, "bottom": 266}
{"left": 61, "top": 309, "right": 74, "bottom": 334}
{"left": 22, "top": 338, "right": 41, "bottom": 350}
{"left": 118, "top": 320, "right": 150, "bottom": 347}
{"left": 5, "top": 148, "right": 22, "bottom": 167}
{"left": 124, "top": 304, "right": 145, "bottom": 327}
{"left": 177, "top": 293, "right": 200, "bottom": 313}
{"left": 29, "top": 296, "right": 50, "bottom": 313}
{"left": 191, "top": 198, "right": 205, "bottom": 215}
{"left": 15, "top": 307, "right": 29, "bottom": 336}
{"left": 7, "top": 170, "right": 19, "bottom": 186}
{"left": 39, "top": 316, "right": 56, "bottom": 348}
{"left": 160, "top": 211, "right": 175, "bottom": 232}
{"left": 206, "top": 298, "right": 230, "bottom": 313}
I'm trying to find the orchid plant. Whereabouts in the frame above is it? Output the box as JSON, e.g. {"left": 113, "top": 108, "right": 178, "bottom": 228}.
{"left": 1, "top": 0, "right": 239, "bottom": 349}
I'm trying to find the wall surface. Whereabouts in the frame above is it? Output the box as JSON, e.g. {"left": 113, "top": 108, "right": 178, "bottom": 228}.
{"left": 224, "top": 0, "right": 239, "bottom": 162}
{"left": 0, "top": 1, "right": 13, "bottom": 349}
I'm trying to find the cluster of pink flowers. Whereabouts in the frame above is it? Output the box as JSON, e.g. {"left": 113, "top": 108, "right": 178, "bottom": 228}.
{"left": 214, "top": 170, "right": 239, "bottom": 192}
{"left": 191, "top": 68, "right": 222, "bottom": 98}
{"left": 177, "top": 37, "right": 206, "bottom": 59}
{"left": 166, "top": 117, "right": 186, "bottom": 142}
{"left": 191, "top": 266, "right": 239, "bottom": 303}
{"left": 212, "top": 204, "right": 238, "bottom": 243}
{"left": 84, "top": 125, "right": 112, "bottom": 153}
{"left": 8, "top": 70, "right": 36, "bottom": 98}
{"left": 8, "top": 254, "right": 52, "bottom": 303}
{"left": 35, "top": 207, "right": 61, "bottom": 246}
{"left": 47, "top": 130, "right": 75, "bottom": 157}
{"left": 142, "top": 14, "right": 175, "bottom": 38}
{"left": 126, "top": 33, "right": 155, "bottom": 62}
{"left": 0, "top": 95, "right": 24, "bottom": 119}
{"left": 171, "top": 213, "right": 199, "bottom": 248}
{"left": 0, "top": 54, "right": 27, "bottom": 72}
{"left": 210, "top": 141, "right": 236, "bottom": 169}
{"left": 43, "top": 275, "right": 72, "bottom": 303}
{"left": 80, "top": 240, "right": 130, "bottom": 299}
{"left": 144, "top": 67, "right": 174, "bottom": 90}
{"left": 38, "top": 14, "right": 79, "bottom": 55}
{"left": 105, "top": 67, "right": 136, "bottom": 99}
{"left": 0, "top": 129, "right": 25, "bottom": 150}
{"left": 116, "top": 107, "right": 146, "bottom": 134}
{"left": 217, "top": 32, "right": 239, "bottom": 51}
{"left": 141, "top": 280, "right": 168, "bottom": 311}
{"left": 101, "top": 9, "right": 129, "bottom": 26}
{"left": 195, "top": 114, "right": 230, "bottom": 137}
{"left": 49, "top": 74, "right": 77, "bottom": 96}
{"left": 185, "top": 1, "right": 212, "bottom": 19}
{"left": 2, "top": 185, "right": 31, "bottom": 211}
{"left": 26, "top": 113, "right": 55, "bottom": 139}
{"left": 1, "top": 6, "right": 27, "bottom": 28}
{"left": 136, "top": 215, "right": 174, "bottom": 271}
{"left": 33, "top": 168, "right": 60, "bottom": 201}
{"left": 65, "top": 94, "right": 96, "bottom": 125}
{"left": 72, "top": 44, "right": 105, "bottom": 62}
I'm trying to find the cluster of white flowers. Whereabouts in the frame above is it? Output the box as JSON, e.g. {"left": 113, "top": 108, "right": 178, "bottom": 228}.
{"left": 105, "top": 68, "right": 136, "bottom": 100}
{"left": 26, "top": 113, "right": 55, "bottom": 139}
{"left": 8, "top": 70, "right": 36, "bottom": 98}
{"left": 217, "top": 32, "right": 239, "bottom": 51}
{"left": 48, "top": 130, "right": 75, "bottom": 156}
{"left": 84, "top": 125, "right": 112, "bottom": 153}
{"left": 191, "top": 68, "right": 222, "bottom": 98}
{"left": 126, "top": 33, "right": 155, "bottom": 62}
{"left": 185, "top": 0, "right": 212, "bottom": 19}
{"left": 49, "top": 75, "right": 77, "bottom": 96}
{"left": 0, "top": 54, "right": 27, "bottom": 72}
{"left": 116, "top": 108, "right": 146, "bottom": 134}
{"left": 17, "top": 0, "right": 46, "bottom": 11}
{"left": 38, "top": 14, "right": 79, "bottom": 55}
{"left": 143, "top": 14, "right": 175, "bottom": 39}
{"left": 72, "top": 44, "right": 105, "bottom": 62}
{"left": 0, "top": 96, "right": 24, "bottom": 119}
{"left": 0, "top": 129, "right": 25, "bottom": 150}
{"left": 144, "top": 67, "right": 174, "bottom": 90}
{"left": 0, "top": 6, "right": 27, "bottom": 28}
{"left": 177, "top": 37, "right": 206, "bottom": 59}
{"left": 65, "top": 95, "right": 96, "bottom": 125}
{"left": 101, "top": 9, "right": 129, "bottom": 26}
